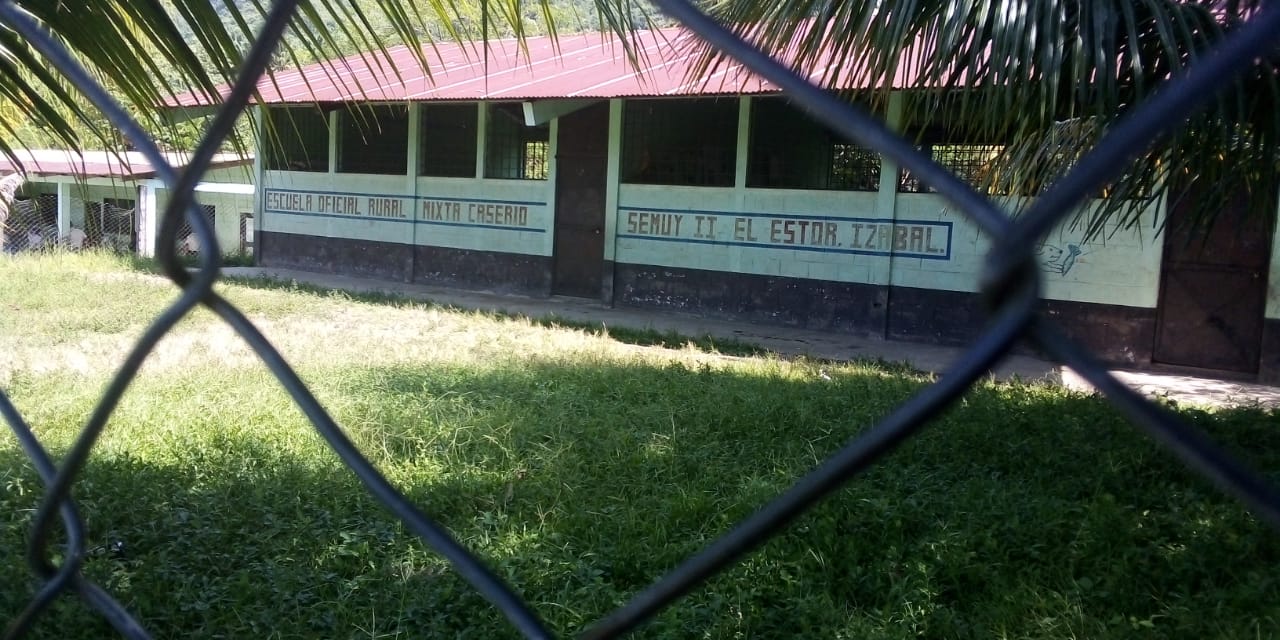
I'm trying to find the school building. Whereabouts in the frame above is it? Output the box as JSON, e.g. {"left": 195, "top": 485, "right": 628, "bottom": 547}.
{"left": 167, "top": 27, "right": 1280, "bottom": 381}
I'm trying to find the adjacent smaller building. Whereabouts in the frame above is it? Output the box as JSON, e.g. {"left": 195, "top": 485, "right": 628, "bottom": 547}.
{"left": 0, "top": 149, "right": 255, "bottom": 257}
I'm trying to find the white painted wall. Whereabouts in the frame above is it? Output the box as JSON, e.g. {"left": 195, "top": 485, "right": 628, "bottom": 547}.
{"left": 893, "top": 194, "right": 1165, "bottom": 307}
{"left": 258, "top": 171, "right": 555, "bottom": 256}
{"left": 256, "top": 95, "right": 1171, "bottom": 311}
{"left": 146, "top": 183, "right": 255, "bottom": 256}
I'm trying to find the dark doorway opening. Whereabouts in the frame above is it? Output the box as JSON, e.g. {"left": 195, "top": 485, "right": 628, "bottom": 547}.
{"left": 1154, "top": 184, "right": 1275, "bottom": 374}
{"left": 551, "top": 102, "right": 609, "bottom": 298}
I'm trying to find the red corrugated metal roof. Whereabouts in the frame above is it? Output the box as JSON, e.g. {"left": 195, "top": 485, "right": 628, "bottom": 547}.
{"left": 169, "top": 25, "right": 931, "bottom": 107}
{"left": 0, "top": 150, "right": 251, "bottom": 180}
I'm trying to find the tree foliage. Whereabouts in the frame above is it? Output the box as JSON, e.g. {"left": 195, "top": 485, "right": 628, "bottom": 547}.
{"left": 0, "top": 0, "right": 647, "bottom": 156}
{"left": 702, "top": 0, "right": 1279, "bottom": 234}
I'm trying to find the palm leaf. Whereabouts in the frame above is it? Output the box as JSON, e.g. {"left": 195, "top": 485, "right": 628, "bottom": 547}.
{"left": 701, "top": 0, "right": 1279, "bottom": 236}
{"left": 0, "top": 0, "right": 638, "bottom": 167}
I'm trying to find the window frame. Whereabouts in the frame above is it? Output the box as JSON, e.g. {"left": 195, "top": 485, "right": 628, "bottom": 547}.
{"left": 419, "top": 102, "right": 479, "bottom": 178}
{"left": 747, "top": 97, "right": 881, "bottom": 192}
{"left": 337, "top": 103, "right": 411, "bottom": 176}
{"left": 621, "top": 98, "right": 739, "bottom": 188}
{"left": 262, "top": 105, "right": 331, "bottom": 173}
{"left": 483, "top": 102, "right": 550, "bottom": 181}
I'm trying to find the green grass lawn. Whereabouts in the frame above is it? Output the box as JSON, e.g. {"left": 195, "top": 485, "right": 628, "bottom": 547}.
{"left": 2, "top": 251, "right": 1279, "bottom": 639}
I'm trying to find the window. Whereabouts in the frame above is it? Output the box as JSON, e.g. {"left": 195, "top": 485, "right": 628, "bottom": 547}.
{"left": 4, "top": 194, "right": 57, "bottom": 253}
{"left": 748, "top": 98, "right": 880, "bottom": 191}
{"left": 83, "top": 198, "right": 135, "bottom": 252}
{"left": 177, "top": 205, "right": 216, "bottom": 256}
{"left": 622, "top": 98, "right": 737, "bottom": 187}
{"left": 420, "top": 103, "right": 478, "bottom": 177}
{"left": 240, "top": 213, "right": 254, "bottom": 255}
{"left": 484, "top": 103, "right": 549, "bottom": 180}
{"left": 898, "top": 143, "right": 1005, "bottom": 194}
{"left": 896, "top": 97, "right": 1011, "bottom": 194}
{"left": 263, "top": 106, "right": 329, "bottom": 172}
{"left": 339, "top": 104, "right": 409, "bottom": 175}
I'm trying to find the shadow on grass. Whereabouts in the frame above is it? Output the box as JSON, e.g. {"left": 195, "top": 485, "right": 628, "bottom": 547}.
{"left": 115, "top": 255, "right": 935, "bottom": 370}
{"left": 120, "top": 251, "right": 254, "bottom": 273}
{"left": 200, "top": 267, "right": 776, "bottom": 360}
{"left": 4, "top": 356, "right": 1279, "bottom": 639}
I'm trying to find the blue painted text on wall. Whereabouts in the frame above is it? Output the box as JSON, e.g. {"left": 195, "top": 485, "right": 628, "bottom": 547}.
{"left": 264, "top": 189, "right": 407, "bottom": 219}
{"left": 265, "top": 190, "right": 537, "bottom": 229}
{"left": 619, "top": 207, "right": 952, "bottom": 259}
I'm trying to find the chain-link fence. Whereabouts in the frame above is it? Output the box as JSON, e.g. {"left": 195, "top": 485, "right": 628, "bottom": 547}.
{"left": 1, "top": 194, "right": 56, "bottom": 254}
{"left": 0, "top": 195, "right": 137, "bottom": 254}
{"left": 83, "top": 200, "right": 138, "bottom": 253}
{"left": 3, "top": 1, "right": 1280, "bottom": 638}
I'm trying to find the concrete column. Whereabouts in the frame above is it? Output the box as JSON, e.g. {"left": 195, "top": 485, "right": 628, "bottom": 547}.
{"left": 475, "top": 102, "right": 487, "bottom": 179}
{"left": 602, "top": 100, "right": 627, "bottom": 303}
{"left": 328, "top": 110, "right": 339, "bottom": 173}
{"left": 137, "top": 181, "right": 159, "bottom": 257}
{"left": 734, "top": 96, "right": 751, "bottom": 191}
{"left": 877, "top": 91, "right": 906, "bottom": 338}
{"left": 602, "top": 98, "right": 623, "bottom": 263}
{"left": 406, "top": 102, "right": 421, "bottom": 181}
{"left": 55, "top": 181, "right": 72, "bottom": 240}
{"left": 406, "top": 102, "right": 421, "bottom": 257}
{"left": 545, "top": 115, "right": 559, "bottom": 261}
{"left": 252, "top": 105, "right": 264, "bottom": 265}
{"left": 876, "top": 91, "right": 905, "bottom": 220}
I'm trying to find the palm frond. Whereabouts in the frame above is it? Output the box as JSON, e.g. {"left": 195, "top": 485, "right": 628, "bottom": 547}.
{"left": 702, "top": 0, "right": 1279, "bottom": 235}
{"left": 0, "top": 0, "right": 638, "bottom": 168}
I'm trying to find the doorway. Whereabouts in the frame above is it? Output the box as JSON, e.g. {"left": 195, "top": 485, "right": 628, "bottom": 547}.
{"left": 1153, "top": 184, "right": 1275, "bottom": 373}
{"left": 551, "top": 102, "right": 609, "bottom": 298}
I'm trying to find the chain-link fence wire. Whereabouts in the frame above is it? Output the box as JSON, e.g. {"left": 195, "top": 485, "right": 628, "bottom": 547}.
{"left": 1, "top": 193, "right": 55, "bottom": 254}
{"left": 82, "top": 201, "right": 138, "bottom": 253}
{"left": 3, "top": 0, "right": 1280, "bottom": 637}
{"left": 0, "top": 193, "right": 135, "bottom": 253}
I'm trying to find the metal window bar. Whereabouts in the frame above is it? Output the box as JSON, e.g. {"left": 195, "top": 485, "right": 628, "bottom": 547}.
{"left": 3, "top": 1, "right": 1280, "bottom": 639}
{"left": 2, "top": 194, "right": 56, "bottom": 254}
{"left": 420, "top": 103, "right": 479, "bottom": 178}
{"left": 829, "top": 143, "right": 880, "bottom": 191}
{"left": 748, "top": 97, "right": 880, "bottom": 191}
{"left": 485, "top": 103, "right": 549, "bottom": 180}
{"left": 176, "top": 204, "right": 216, "bottom": 256}
{"left": 239, "top": 212, "right": 254, "bottom": 255}
{"left": 263, "top": 105, "right": 330, "bottom": 172}
{"left": 339, "top": 105, "right": 410, "bottom": 175}
{"left": 622, "top": 98, "right": 737, "bottom": 186}
{"left": 899, "top": 143, "right": 1005, "bottom": 194}
{"left": 85, "top": 199, "right": 137, "bottom": 253}
{"left": 524, "top": 140, "right": 549, "bottom": 180}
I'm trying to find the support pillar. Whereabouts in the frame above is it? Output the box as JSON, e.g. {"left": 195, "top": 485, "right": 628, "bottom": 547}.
{"left": 137, "top": 182, "right": 159, "bottom": 257}
{"left": 55, "top": 181, "right": 72, "bottom": 241}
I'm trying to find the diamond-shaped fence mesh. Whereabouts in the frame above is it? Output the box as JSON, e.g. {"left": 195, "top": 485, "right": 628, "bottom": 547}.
{"left": 3, "top": 0, "right": 1280, "bottom": 638}
{"left": 83, "top": 201, "right": 138, "bottom": 253}
{"left": 1, "top": 194, "right": 56, "bottom": 254}
{"left": 1, "top": 194, "right": 136, "bottom": 254}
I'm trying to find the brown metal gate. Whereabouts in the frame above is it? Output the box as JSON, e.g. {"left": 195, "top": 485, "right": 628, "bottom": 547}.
{"left": 1154, "top": 184, "right": 1275, "bottom": 373}
{"left": 551, "top": 102, "right": 609, "bottom": 298}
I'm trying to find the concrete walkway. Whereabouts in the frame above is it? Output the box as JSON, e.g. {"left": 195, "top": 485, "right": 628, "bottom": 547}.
{"left": 222, "top": 266, "right": 1280, "bottom": 410}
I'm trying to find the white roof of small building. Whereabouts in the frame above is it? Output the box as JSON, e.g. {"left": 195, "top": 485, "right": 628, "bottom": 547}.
{"left": 0, "top": 149, "right": 251, "bottom": 180}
